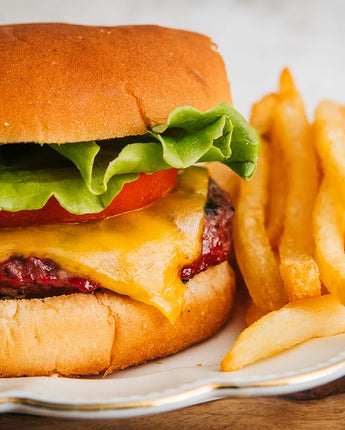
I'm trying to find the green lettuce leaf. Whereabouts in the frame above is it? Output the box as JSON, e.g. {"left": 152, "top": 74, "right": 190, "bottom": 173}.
{"left": 0, "top": 103, "right": 259, "bottom": 214}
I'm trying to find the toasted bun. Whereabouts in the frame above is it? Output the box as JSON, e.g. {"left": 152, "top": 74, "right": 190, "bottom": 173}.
{"left": 0, "top": 23, "right": 231, "bottom": 144}
{"left": 0, "top": 262, "right": 235, "bottom": 377}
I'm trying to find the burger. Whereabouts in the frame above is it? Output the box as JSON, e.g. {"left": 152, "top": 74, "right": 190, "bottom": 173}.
{"left": 0, "top": 23, "right": 259, "bottom": 377}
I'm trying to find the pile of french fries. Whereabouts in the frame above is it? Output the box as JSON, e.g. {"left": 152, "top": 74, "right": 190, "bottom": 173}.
{"left": 221, "top": 69, "right": 345, "bottom": 371}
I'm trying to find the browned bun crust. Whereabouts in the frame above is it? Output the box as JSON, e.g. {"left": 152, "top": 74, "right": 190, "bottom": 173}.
{"left": 0, "top": 23, "right": 231, "bottom": 144}
{"left": 0, "top": 262, "right": 235, "bottom": 377}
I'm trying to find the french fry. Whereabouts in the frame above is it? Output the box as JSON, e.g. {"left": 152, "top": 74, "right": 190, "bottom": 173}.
{"left": 233, "top": 140, "right": 288, "bottom": 312}
{"left": 265, "top": 123, "right": 287, "bottom": 251}
{"left": 314, "top": 101, "right": 345, "bottom": 206}
{"left": 251, "top": 93, "right": 286, "bottom": 251}
{"left": 314, "top": 178, "right": 345, "bottom": 305}
{"left": 245, "top": 298, "right": 267, "bottom": 326}
{"left": 221, "top": 295, "right": 345, "bottom": 371}
{"left": 250, "top": 93, "right": 278, "bottom": 137}
{"left": 275, "top": 69, "right": 321, "bottom": 301}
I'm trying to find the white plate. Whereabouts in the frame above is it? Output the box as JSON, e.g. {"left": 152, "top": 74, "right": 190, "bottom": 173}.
{"left": 1, "top": 290, "right": 345, "bottom": 419}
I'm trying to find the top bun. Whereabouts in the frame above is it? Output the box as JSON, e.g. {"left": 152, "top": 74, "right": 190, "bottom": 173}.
{"left": 0, "top": 24, "right": 231, "bottom": 144}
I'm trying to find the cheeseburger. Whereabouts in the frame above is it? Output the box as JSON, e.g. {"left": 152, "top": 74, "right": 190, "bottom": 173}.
{"left": 0, "top": 23, "right": 258, "bottom": 377}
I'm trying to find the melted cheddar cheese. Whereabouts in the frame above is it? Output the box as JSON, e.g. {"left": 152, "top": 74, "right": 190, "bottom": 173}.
{"left": 0, "top": 167, "right": 208, "bottom": 321}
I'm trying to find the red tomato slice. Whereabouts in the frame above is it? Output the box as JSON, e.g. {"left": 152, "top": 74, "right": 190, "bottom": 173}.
{"left": 0, "top": 169, "right": 178, "bottom": 228}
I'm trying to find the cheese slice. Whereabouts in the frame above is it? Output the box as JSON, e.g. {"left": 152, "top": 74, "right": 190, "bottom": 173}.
{"left": 0, "top": 167, "right": 209, "bottom": 321}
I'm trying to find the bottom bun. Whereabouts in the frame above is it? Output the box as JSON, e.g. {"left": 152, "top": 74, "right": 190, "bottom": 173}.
{"left": 0, "top": 261, "right": 235, "bottom": 377}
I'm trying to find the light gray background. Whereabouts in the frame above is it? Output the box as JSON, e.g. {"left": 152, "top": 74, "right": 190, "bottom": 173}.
{"left": 1, "top": 0, "right": 344, "bottom": 118}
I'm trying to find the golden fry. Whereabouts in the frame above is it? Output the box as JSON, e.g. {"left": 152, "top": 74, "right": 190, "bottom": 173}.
{"left": 279, "top": 67, "right": 296, "bottom": 95}
{"left": 275, "top": 69, "right": 321, "bottom": 301}
{"left": 233, "top": 141, "right": 288, "bottom": 312}
{"left": 251, "top": 92, "right": 286, "bottom": 250}
{"left": 314, "top": 101, "right": 345, "bottom": 206}
{"left": 265, "top": 124, "right": 287, "bottom": 251}
{"left": 221, "top": 295, "right": 345, "bottom": 371}
{"left": 250, "top": 93, "right": 278, "bottom": 137}
{"left": 314, "top": 178, "right": 345, "bottom": 305}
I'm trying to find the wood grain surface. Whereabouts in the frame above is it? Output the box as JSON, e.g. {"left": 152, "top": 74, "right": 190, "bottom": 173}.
{"left": 1, "top": 377, "right": 345, "bottom": 429}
